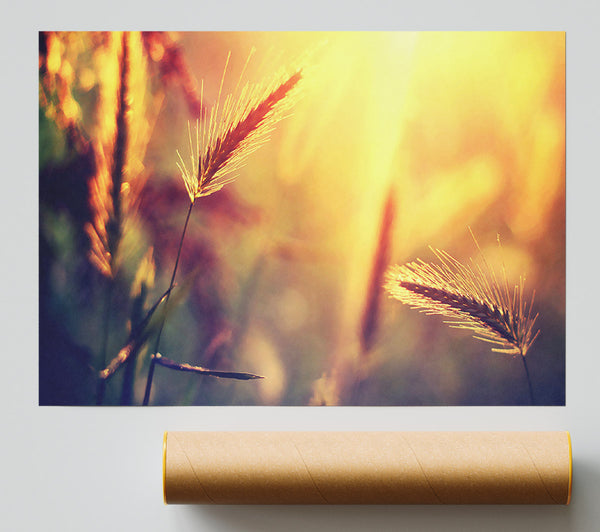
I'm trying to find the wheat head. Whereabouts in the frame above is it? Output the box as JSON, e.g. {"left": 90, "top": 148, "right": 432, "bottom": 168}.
{"left": 85, "top": 32, "right": 150, "bottom": 277}
{"left": 176, "top": 53, "right": 302, "bottom": 202}
{"left": 384, "top": 241, "right": 539, "bottom": 356}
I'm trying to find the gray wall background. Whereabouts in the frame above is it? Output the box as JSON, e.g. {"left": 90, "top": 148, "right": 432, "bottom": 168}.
{"left": 3, "top": 1, "right": 599, "bottom": 530}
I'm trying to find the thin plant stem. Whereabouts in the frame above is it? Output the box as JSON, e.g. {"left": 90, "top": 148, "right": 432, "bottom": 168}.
{"left": 96, "top": 376, "right": 107, "bottom": 406}
{"left": 120, "top": 346, "right": 137, "bottom": 405}
{"left": 100, "top": 280, "right": 113, "bottom": 368}
{"left": 96, "top": 280, "right": 113, "bottom": 405}
{"left": 142, "top": 201, "right": 195, "bottom": 405}
{"left": 521, "top": 354, "right": 535, "bottom": 406}
{"left": 121, "top": 282, "right": 149, "bottom": 405}
{"left": 94, "top": 33, "right": 129, "bottom": 405}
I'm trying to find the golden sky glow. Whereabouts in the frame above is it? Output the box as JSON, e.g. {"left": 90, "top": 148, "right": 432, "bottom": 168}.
{"left": 40, "top": 32, "right": 565, "bottom": 406}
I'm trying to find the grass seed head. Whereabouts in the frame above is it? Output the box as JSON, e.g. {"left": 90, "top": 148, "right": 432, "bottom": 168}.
{"left": 384, "top": 241, "right": 539, "bottom": 357}
{"left": 176, "top": 55, "right": 302, "bottom": 203}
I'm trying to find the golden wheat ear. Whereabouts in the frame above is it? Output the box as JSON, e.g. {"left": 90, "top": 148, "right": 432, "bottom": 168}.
{"left": 177, "top": 59, "right": 302, "bottom": 203}
{"left": 86, "top": 31, "right": 150, "bottom": 278}
{"left": 384, "top": 243, "right": 539, "bottom": 357}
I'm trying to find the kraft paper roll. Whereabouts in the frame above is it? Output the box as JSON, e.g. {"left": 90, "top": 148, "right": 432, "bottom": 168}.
{"left": 163, "top": 431, "right": 572, "bottom": 505}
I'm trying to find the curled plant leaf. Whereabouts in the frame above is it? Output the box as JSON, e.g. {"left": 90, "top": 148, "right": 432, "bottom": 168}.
{"left": 153, "top": 353, "right": 264, "bottom": 380}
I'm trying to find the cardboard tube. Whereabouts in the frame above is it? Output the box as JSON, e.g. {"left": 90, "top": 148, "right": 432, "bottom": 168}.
{"left": 163, "top": 431, "right": 572, "bottom": 505}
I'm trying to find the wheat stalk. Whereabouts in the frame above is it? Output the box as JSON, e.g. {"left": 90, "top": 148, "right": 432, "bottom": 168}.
{"left": 85, "top": 31, "right": 150, "bottom": 279}
{"left": 84, "top": 32, "right": 153, "bottom": 381}
{"left": 384, "top": 239, "right": 539, "bottom": 358}
{"left": 142, "top": 55, "right": 302, "bottom": 406}
{"left": 360, "top": 186, "right": 396, "bottom": 354}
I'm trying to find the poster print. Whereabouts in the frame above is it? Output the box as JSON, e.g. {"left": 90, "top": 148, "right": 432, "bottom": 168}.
{"left": 39, "top": 32, "right": 565, "bottom": 406}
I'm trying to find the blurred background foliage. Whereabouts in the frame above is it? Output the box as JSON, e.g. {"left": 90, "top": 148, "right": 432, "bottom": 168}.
{"left": 39, "top": 31, "right": 564, "bottom": 405}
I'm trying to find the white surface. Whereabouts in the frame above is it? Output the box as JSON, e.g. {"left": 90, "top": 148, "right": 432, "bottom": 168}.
{"left": 3, "top": 1, "right": 600, "bottom": 531}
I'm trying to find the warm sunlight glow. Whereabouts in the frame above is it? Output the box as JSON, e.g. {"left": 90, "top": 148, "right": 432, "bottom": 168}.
{"left": 40, "top": 32, "right": 564, "bottom": 406}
